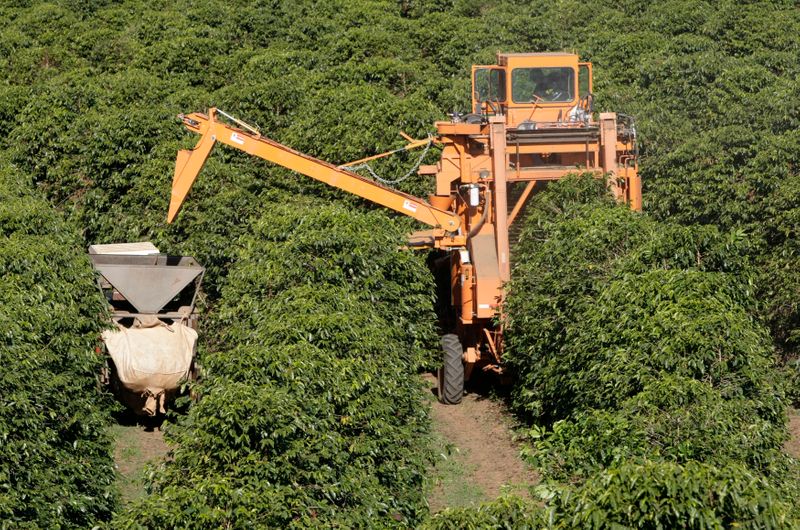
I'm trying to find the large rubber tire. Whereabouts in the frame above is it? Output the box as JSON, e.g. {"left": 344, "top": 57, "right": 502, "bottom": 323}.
{"left": 438, "top": 334, "right": 464, "bottom": 405}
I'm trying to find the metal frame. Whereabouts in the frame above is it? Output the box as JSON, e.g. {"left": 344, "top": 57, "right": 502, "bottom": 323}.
{"left": 166, "top": 51, "right": 640, "bottom": 389}
{"left": 89, "top": 252, "right": 204, "bottom": 322}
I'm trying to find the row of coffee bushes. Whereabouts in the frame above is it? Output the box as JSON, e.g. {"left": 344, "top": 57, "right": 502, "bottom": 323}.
{"left": 115, "top": 200, "right": 437, "bottom": 528}
{"left": 426, "top": 176, "right": 799, "bottom": 527}
{"left": 0, "top": 4, "right": 453, "bottom": 524}
{"left": 425, "top": 461, "right": 793, "bottom": 529}
{"left": 0, "top": 162, "right": 117, "bottom": 527}
{"left": 520, "top": 176, "right": 797, "bottom": 526}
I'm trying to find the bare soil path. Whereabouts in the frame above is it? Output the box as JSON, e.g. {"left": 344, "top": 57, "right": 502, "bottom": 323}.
{"left": 110, "top": 413, "right": 170, "bottom": 504}
{"left": 424, "top": 374, "right": 539, "bottom": 513}
{"left": 785, "top": 408, "right": 800, "bottom": 459}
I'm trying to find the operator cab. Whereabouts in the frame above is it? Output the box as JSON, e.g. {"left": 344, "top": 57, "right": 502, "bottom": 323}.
{"left": 472, "top": 53, "right": 593, "bottom": 128}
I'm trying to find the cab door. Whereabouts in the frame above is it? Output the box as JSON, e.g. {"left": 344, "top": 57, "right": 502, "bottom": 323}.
{"left": 578, "top": 62, "right": 593, "bottom": 97}
{"left": 472, "top": 66, "right": 507, "bottom": 115}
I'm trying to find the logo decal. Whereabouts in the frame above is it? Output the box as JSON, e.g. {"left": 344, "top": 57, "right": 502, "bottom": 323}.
{"left": 402, "top": 200, "right": 418, "bottom": 213}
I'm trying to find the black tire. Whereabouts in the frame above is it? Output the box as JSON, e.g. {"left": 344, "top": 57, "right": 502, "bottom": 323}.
{"left": 437, "top": 334, "right": 464, "bottom": 405}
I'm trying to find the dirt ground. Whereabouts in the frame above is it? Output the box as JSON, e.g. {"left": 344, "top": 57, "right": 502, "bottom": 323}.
{"left": 424, "top": 374, "right": 539, "bottom": 512}
{"left": 110, "top": 412, "right": 170, "bottom": 504}
{"left": 109, "top": 378, "right": 539, "bottom": 510}
{"left": 785, "top": 408, "right": 800, "bottom": 459}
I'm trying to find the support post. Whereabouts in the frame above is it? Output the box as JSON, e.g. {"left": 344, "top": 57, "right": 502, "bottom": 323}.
{"left": 600, "top": 112, "right": 623, "bottom": 202}
{"left": 489, "top": 116, "right": 510, "bottom": 283}
{"left": 628, "top": 169, "right": 642, "bottom": 212}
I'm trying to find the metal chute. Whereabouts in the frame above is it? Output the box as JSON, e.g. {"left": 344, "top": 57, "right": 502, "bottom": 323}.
{"left": 89, "top": 243, "right": 204, "bottom": 416}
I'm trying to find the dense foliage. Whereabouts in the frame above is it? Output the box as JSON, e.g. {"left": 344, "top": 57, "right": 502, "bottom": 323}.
{"left": 115, "top": 202, "right": 437, "bottom": 528}
{"left": 0, "top": 162, "right": 117, "bottom": 527}
{"left": 501, "top": 177, "right": 799, "bottom": 527}
{"left": 425, "top": 461, "right": 797, "bottom": 530}
{"left": 1, "top": 2, "right": 453, "bottom": 526}
{"left": 498, "top": 0, "right": 800, "bottom": 359}
{"left": 426, "top": 176, "right": 800, "bottom": 527}
{"left": 1, "top": 0, "right": 799, "bottom": 527}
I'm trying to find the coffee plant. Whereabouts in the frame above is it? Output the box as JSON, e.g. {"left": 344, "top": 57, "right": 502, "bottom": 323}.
{"left": 0, "top": 162, "right": 117, "bottom": 528}
{"left": 2, "top": 0, "right": 800, "bottom": 527}
{"left": 115, "top": 202, "right": 437, "bottom": 528}
{"left": 426, "top": 460, "right": 797, "bottom": 529}
{"left": 543, "top": 459, "right": 797, "bottom": 529}
{"left": 498, "top": 177, "right": 800, "bottom": 526}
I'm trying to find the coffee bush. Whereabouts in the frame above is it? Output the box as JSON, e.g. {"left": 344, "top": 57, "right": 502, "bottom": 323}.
{"left": 116, "top": 202, "right": 436, "bottom": 528}
{"left": 0, "top": 165, "right": 117, "bottom": 528}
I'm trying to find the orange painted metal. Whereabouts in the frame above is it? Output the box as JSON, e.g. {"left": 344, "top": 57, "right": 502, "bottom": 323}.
{"left": 489, "top": 116, "right": 510, "bottom": 283}
{"left": 339, "top": 135, "right": 432, "bottom": 168}
{"left": 168, "top": 52, "right": 641, "bottom": 381}
{"left": 600, "top": 112, "right": 622, "bottom": 202}
{"left": 169, "top": 109, "right": 461, "bottom": 235}
{"left": 627, "top": 165, "right": 642, "bottom": 211}
{"left": 507, "top": 181, "right": 536, "bottom": 227}
{"left": 460, "top": 262, "right": 474, "bottom": 324}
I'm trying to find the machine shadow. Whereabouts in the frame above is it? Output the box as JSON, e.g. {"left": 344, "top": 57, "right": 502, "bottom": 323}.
{"left": 111, "top": 408, "right": 166, "bottom": 432}
{"left": 428, "top": 369, "right": 512, "bottom": 403}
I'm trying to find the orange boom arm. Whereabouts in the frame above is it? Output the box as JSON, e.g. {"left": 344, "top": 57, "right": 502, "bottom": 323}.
{"left": 169, "top": 108, "right": 461, "bottom": 235}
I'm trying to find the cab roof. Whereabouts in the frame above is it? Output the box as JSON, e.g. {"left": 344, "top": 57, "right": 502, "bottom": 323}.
{"left": 497, "top": 52, "right": 576, "bottom": 58}
{"left": 495, "top": 52, "right": 580, "bottom": 68}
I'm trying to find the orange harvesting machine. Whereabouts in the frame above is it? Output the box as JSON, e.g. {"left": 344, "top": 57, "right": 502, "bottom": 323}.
{"left": 168, "top": 52, "right": 640, "bottom": 404}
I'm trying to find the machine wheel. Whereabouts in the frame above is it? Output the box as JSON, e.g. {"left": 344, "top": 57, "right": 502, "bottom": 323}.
{"left": 438, "top": 334, "right": 464, "bottom": 405}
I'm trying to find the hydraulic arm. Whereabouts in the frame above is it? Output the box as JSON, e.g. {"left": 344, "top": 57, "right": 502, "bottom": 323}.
{"left": 169, "top": 108, "right": 462, "bottom": 239}
{"left": 167, "top": 53, "right": 641, "bottom": 407}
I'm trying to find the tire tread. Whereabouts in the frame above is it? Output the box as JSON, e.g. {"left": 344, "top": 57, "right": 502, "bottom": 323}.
{"left": 439, "top": 334, "right": 464, "bottom": 405}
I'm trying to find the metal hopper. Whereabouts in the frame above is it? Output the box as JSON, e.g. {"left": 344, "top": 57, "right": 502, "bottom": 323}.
{"left": 89, "top": 242, "right": 204, "bottom": 416}
{"left": 89, "top": 242, "right": 204, "bottom": 319}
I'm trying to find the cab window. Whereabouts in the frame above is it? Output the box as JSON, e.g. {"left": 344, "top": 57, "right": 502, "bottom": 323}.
{"left": 579, "top": 64, "right": 591, "bottom": 97}
{"left": 511, "top": 67, "right": 574, "bottom": 103}
{"left": 473, "top": 68, "right": 506, "bottom": 104}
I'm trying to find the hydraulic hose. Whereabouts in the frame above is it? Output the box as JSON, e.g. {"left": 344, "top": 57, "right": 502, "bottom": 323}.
{"left": 467, "top": 190, "right": 490, "bottom": 239}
